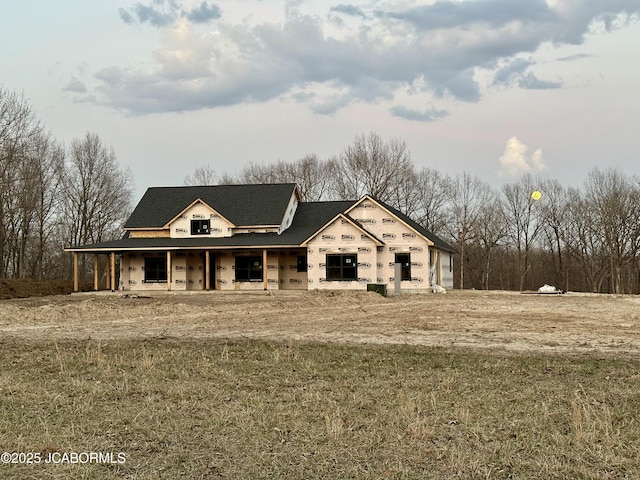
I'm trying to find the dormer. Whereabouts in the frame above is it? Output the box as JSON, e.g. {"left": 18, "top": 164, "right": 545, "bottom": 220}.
{"left": 278, "top": 186, "right": 301, "bottom": 234}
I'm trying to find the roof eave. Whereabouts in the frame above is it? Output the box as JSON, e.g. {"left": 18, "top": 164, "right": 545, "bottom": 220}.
{"left": 300, "top": 212, "right": 384, "bottom": 247}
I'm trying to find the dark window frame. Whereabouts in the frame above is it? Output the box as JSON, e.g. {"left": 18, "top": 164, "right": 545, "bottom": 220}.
{"left": 235, "top": 256, "right": 263, "bottom": 282}
{"left": 326, "top": 254, "right": 357, "bottom": 281}
{"left": 296, "top": 255, "right": 307, "bottom": 273}
{"left": 191, "top": 219, "right": 210, "bottom": 235}
{"left": 395, "top": 253, "right": 411, "bottom": 281}
{"left": 144, "top": 257, "right": 167, "bottom": 283}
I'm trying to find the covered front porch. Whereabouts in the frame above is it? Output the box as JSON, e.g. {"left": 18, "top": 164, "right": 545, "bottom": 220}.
{"left": 71, "top": 251, "right": 118, "bottom": 293}
{"left": 70, "top": 248, "right": 308, "bottom": 292}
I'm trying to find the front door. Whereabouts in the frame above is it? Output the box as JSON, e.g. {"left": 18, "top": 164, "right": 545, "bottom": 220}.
{"left": 208, "top": 253, "right": 216, "bottom": 290}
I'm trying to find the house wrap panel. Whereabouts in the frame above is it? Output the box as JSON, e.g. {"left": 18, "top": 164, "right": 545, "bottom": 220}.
{"left": 122, "top": 253, "right": 189, "bottom": 291}
{"left": 307, "top": 218, "right": 376, "bottom": 290}
{"left": 279, "top": 251, "right": 308, "bottom": 290}
{"left": 171, "top": 253, "right": 188, "bottom": 290}
{"left": 215, "top": 251, "right": 280, "bottom": 291}
{"left": 186, "top": 252, "right": 205, "bottom": 290}
{"left": 349, "top": 199, "right": 431, "bottom": 289}
{"left": 170, "top": 201, "right": 233, "bottom": 239}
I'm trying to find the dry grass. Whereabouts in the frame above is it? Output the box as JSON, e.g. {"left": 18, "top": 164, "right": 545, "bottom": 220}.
{"left": 1, "top": 338, "right": 639, "bottom": 479}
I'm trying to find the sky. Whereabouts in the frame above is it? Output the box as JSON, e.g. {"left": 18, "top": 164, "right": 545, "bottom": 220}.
{"left": 1, "top": 0, "right": 639, "bottom": 201}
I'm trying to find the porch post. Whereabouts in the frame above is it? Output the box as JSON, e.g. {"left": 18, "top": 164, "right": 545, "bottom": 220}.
{"left": 436, "top": 251, "right": 442, "bottom": 286}
{"left": 110, "top": 252, "right": 116, "bottom": 292}
{"left": 93, "top": 255, "right": 99, "bottom": 291}
{"left": 73, "top": 252, "right": 79, "bottom": 293}
{"left": 263, "top": 249, "right": 268, "bottom": 290}
{"left": 105, "top": 257, "right": 111, "bottom": 290}
{"left": 167, "top": 251, "right": 172, "bottom": 291}
{"left": 205, "top": 251, "right": 211, "bottom": 291}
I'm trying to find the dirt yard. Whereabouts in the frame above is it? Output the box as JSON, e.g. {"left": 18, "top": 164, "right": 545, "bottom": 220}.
{"left": 1, "top": 289, "right": 639, "bottom": 356}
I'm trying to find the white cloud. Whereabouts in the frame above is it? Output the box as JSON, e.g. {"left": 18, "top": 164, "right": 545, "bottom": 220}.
{"left": 62, "top": 77, "right": 87, "bottom": 93}
{"left": 76, "top": 1, "right": 640, "bottom": 116}
{"left": 498, "top": 137, "right": 547, "bottom": 177}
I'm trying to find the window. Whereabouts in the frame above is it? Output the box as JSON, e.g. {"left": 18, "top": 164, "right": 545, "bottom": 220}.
{"left": 144, "top": 257, "right": 167, "bottom": 283}
{"left": 235, "top": 256, "right": 263, "bottom": 282}
{"left": 395, "top": 253, "right": 411, "bottom": 281}
{"left": 326, "top": 254, "right": 357, "bottom": 281}
{"left": 296, "top": 255, "right": 307, "bottom": 273}
{"left": 191, "top": 219, "right": 210, "bottom": 235}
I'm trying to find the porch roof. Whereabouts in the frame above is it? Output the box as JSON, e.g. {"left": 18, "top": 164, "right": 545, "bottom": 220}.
{"left": 64, "top": 235, "right": 294, "bottom": 252}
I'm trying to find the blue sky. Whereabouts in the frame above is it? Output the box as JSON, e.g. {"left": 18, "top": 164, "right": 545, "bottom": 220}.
{"left": 1, "top": 0, "right": 639, "bottom": 199}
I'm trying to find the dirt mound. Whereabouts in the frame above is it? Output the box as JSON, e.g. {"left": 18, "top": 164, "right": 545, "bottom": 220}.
{"left": 0, "top": 279, "right": 90, "bottom": 299}
{"left": 307, "top": 288, "right": 389, "bottom": 305}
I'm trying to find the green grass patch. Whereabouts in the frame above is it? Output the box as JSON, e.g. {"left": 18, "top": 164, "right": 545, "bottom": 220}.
{"left": 1, "top": 339, "right": 639, "bottom": 479}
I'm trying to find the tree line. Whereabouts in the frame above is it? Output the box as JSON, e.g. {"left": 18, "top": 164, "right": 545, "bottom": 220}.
{"left": 0, "top": 88, "right": 134, "bottom": 281}
{"left": 188, "top": 132, "right": 640, "bottom": 294}
{"left": 4, "top": 86, "right": 638, "bottom": 293}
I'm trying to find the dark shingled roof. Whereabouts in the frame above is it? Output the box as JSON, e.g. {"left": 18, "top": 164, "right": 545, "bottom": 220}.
{"left": 124, "top": 183, "right": 298, "bottom": 228}
{"left": 282, "top": 201, "right": 357, "bottom": 243}
{"left": 66, "top": 234, "right": 297, "bottom": 251}
{"left": 70, "top": 201, "right": 358, "bottom": 251}
{"left": 68, "top": 187, "right": 455, "bottom": 253}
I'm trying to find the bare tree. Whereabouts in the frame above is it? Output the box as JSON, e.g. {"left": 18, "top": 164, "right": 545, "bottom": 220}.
{"left": 473, "top": 195, "right": 507, "bottom": 290}
{"left": 331, "top": 132, "right": 414, "bottom": 203}
{"left": 60, "top": 133, "right": 134, "bottom": 249}
{"left": 445, "top": 172, "right": 492, "bottom": 289}
{"left": 501, "top": 174, "right": 544, "bottom": 291}
{"left": 0, "top": 90, "right": 71, "bottom": 279}
{"left": 582, "top": 168, "right": 640, "bottom": 293}
{"left": 0, "top": 88, "right": 45, "bottom": 277}
{"left": 14, "top": 132, "right": 64, "bottom": 278}
{"left": 562, "top": 187, "right": 609, "bottom": 292}
{"left": 538, "top": 178, "right": 570, "bottom": 290}
{"left": 290, "top": 154, "right": 335, "bottom": 202}
{"left": 413, "top": 167, "right": 453, "bottom": 237}
{"left": 184, "top": 164, "right": 217, "bottom": 186}
{"left": 220, "top": 154, "right": 335, "bottom": 202}
{"left": 383, "top": 164, "right": 421, "bottom": 219}
{"left": 220, "top": 159, "right": 289, "bottom": 185}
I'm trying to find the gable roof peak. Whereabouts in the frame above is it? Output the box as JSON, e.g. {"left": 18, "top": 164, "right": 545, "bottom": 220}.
{"left": 125, "top": 183, "right": 298, "bottom": 229}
